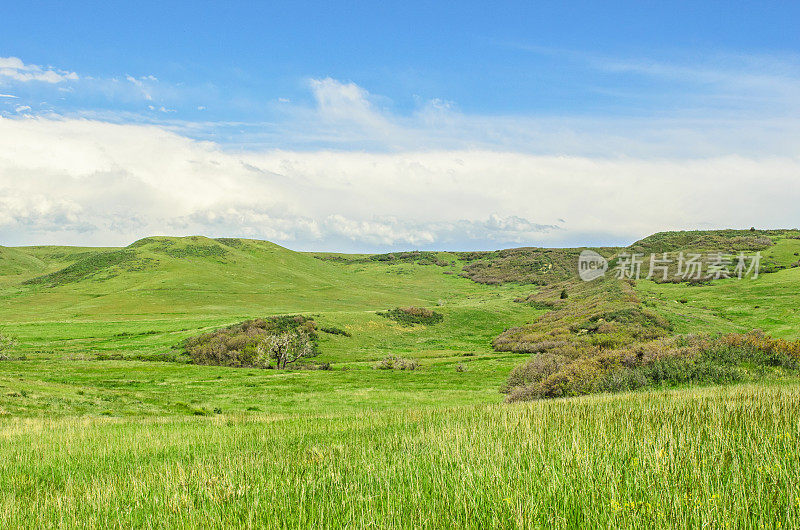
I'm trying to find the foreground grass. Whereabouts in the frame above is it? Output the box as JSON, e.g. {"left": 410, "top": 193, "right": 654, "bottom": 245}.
{"left": 1, "top": 383, "right": 797, "bottom": 528}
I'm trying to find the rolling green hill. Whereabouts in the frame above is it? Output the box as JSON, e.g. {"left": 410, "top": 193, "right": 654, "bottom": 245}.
{"left": 0, "top": 234, "right": 547, "bottom": 417}
{"left": 2, "top": 229, "right": 800, "bottom": 527}
{"left": 1, "top": 229, "right": 798, "bottom": 415}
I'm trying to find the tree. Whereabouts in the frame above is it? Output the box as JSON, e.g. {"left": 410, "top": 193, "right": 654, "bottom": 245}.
{"left": 258, "top": 330, "right": 316, "bottom": 369}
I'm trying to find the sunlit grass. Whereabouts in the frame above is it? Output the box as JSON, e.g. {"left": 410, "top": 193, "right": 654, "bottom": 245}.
{"left": 0, "top": 383, "right": 797, "bottom": 528}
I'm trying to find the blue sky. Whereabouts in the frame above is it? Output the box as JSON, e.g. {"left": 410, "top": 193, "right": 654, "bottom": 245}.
{"left": 1, "top": 2, "right": 799, "bottom": 250}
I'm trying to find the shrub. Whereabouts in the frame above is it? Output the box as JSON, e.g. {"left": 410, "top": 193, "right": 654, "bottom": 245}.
{"left": 457, "top": 247, "right": 607, "bottom": 285}
{"left": 261, "top": 330, "right": 316, "bottom": 369}
{"left": 504, "top": 352, "right": 568, "bottom": 392}
{"left": 506, "top": 331, "right": 800, "bottom": 402}
{"left": 494, "top": 278, "right": 671, "bottom": 354}
{"left": 377, "top": 307, "right": 443, "bottom": 326}
{"left": 320, "top": 326, "right": 352, "bottom": 337}
{"left": 183, "top": 315, "right": 320, "bottom": 369}
{"left": 526, "top": 299, "right": 561, "bottom": 310}
{"left": 375, "top": 356, "right": 419, "bottom": 370}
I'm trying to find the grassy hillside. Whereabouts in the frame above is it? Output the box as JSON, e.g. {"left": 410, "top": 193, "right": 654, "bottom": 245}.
{"left": 2, "top": 229, "right": 799, "bottom": 527}
{"left": 0, "top": 235, "right": 547, "bottom": 417}
{"left": 628, "top": 228, "right": 799, "bottom": 254}
{"left": 2, "top": 230, "right": 800, "bottom": 415}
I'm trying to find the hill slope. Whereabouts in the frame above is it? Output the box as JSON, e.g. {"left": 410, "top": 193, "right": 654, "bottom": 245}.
{"left": 3, "top": 236, "right": 432, "bottom": 320}
{"left": 1, "top": 228, "right": 799, "bottom": 414}
{"left": 2, "top": 230, "right": 799, "bottom": 529}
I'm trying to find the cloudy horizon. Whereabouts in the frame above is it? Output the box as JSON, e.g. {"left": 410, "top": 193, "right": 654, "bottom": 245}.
{"left": 2, "top": 4, "right": 798, "bottom": 251}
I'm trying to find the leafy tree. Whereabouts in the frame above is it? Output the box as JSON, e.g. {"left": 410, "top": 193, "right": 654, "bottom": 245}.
{"left": 259, "top": 330, "right": 316, "bottom": 369}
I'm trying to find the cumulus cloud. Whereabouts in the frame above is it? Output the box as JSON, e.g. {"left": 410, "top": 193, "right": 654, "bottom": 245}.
{"left": 0, "top": 192, "right": 89, "bottom": 232}
{"left": 0, "top": 116, "right": 798, "bottom": 250}
{"left": 0, "top": 56, "right": 79, "bottom": 84}
{"left": 302, "top": 77, "right": 403, "bottom": 147}
{"left": 1, "top": 55, "right": 798, "bottom": 249}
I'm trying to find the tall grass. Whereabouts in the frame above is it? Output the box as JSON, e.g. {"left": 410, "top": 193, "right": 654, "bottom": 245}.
{"left": 1, "top": 383, "right": 797, "bottom": 528}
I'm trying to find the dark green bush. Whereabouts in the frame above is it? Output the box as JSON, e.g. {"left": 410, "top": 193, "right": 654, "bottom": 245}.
{"left": 320, "top": 326, "right": 352, "bottom": 337}
{"left": 458, "top": 247, "right": 616, "bottom": 285}
{"left": 377, "top": 307, "right": 443, "bottom": 326}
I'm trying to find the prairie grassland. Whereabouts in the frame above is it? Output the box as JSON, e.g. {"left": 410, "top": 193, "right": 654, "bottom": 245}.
{"left": 1, "top": 383, "right": 798, "bottom": 529}
{"left": 3, "top": 234, "right": 800, "bottom": 527}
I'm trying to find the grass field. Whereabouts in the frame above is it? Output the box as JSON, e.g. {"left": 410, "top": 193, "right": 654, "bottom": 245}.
{"left": 1, "top": 383, "right": 797, "bottom": 528}
{"left": 0, "top": 237, "right": 543, "bottom": 418}
{"left": 1, "top": 232, "right": 799, "bottom": 527}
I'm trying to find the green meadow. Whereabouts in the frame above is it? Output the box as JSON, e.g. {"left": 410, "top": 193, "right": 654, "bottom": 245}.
{"left": 2, "top": 384, "right": 798, "bottom": 529}
{"left": 1, "top": 232, "right": 799, "bottom": 527}
{"left": 1, "top": 237, "right": 542, "bottom": 417}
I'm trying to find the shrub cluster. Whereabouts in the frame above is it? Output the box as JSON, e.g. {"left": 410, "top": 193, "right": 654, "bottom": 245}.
{"left": 495, "top": 278, "right": 671, "bottom": 354}
{"left": 23, "top": 250, "right": 135, "bottom": 287}
{"left": 160, "top": 244, "right": 228, "bottom": 259}
{"left": 505, "top": 331, "right": 800, "bottom": 402}
{"left": 316, "top": 251, "right": 452, "bottom": 267}
{"left": 183, "top": 315, "right": 319, "bottom": 368}
{"left": 374, "top": 355, "right": 419, "bottom": 370}
{"left": 320, "top": 326, "right": 352, "bottom": 337}
{"left": 214, "top": 238, "right": 247, "bottom": 249}
{"left": 377, "top": 307, "right": 444, "bottom": 326}
{"left": 627, "top": 229, "right": 781, "bottom": 255}
{"left": 368, "top": 251, "right": 451, "bottom": 267}
{"left": 457, "top": 247, "right": 615, "bottom": 285}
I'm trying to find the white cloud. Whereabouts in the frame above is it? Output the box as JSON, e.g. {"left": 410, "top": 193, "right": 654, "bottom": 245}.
{"left": 0, "top": 192, "right": 90, "bottom": 232}
{"left": 125, "top": 74, "right": 156, "bottom": 100}
{"left": 0, "top": 93, "right": 17, "bottom": 98}
{"left": 1, "top": 56, "right": 798, "bottom": 248}
{"left": 0, "top": 56, "right": 78, "bottom": 84}
{"left": 214, "top": 72, "right": 799, "bottom": 158}
{"left": 3, "top": 56, "right": 799, "bottom": 160}
{"left": 303, "top": 77, "right": 402, "bottom": 146}
{"left": 0, "top": 116, "right": 798, "bottom": 249}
